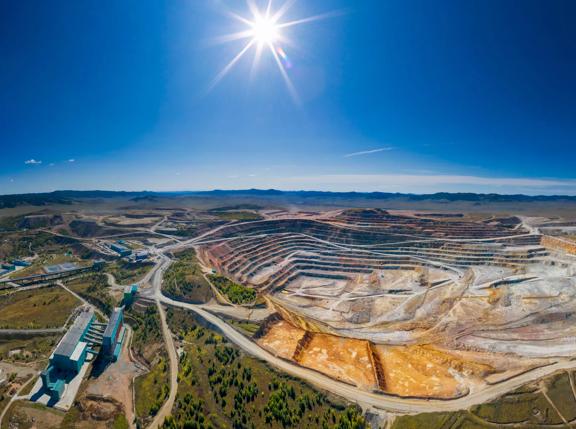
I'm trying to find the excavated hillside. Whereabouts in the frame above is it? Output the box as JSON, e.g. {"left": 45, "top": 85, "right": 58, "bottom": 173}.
{"left": 196, "top": 210, "right": 576, "bottom": 399}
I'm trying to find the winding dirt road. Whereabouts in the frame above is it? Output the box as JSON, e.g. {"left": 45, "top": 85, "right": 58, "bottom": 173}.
{"left": 146, "top": 301, "right": 178, "bottom": 429}
{"left": 158, "top": 292, "right": 576, "bottom": 414}
{"left": 145, "top": 257, "right": 179, "bottom": 429}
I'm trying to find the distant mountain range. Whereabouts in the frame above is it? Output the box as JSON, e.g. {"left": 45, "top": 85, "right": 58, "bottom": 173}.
{"left": 1, "top": 189, "right": 576, "bottom": 209}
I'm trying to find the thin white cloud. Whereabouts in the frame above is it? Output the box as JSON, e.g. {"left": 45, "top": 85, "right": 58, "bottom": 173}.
{"left": 24, "top": 159, "right": 42, "bottom": 165}
{"left": 68, "top": 159, "right": 75, "bottom": 163}
{"left": 344, "top": 147, "right": 393, "bottom": 158}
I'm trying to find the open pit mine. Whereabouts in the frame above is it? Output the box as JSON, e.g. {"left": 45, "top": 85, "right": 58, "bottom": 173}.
{"left": 196, "top": 209, "right": 576, "bottom": 399}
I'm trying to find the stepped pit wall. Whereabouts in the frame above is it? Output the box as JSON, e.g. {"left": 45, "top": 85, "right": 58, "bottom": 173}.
{"left": 541, "top": 235, "right": 576, "bottom": 255}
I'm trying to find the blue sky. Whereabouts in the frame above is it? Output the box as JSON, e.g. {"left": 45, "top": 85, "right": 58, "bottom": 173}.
{"left": 1, "top": 0, "right": 575, "bottom": 195}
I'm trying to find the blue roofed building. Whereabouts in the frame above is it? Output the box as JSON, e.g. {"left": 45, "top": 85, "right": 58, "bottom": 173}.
{"left": 50, "top": 309, "right": 94, "bottom": 372}
{"left": 110, "top": 243, "right": 131, "bottom": 257}
{"left": 135, "top": 251, "right": 148, "bottom": 261}
{"left": 1, "top": 263, "right": 15, "bottom": 271}
{"left": 40, "top": 367, "right": 65, "bottom": 400}
{"left": 41, "top": 308, "right": 95, "bottom": 400}
{"left": 102, "top": 307, "right": 125, "bottom": 362}
{"left": 123, "top": 284, "right": 138, "bottom": 305}
{"left": 92, "top": 259, "right": 106, "bottom": 270}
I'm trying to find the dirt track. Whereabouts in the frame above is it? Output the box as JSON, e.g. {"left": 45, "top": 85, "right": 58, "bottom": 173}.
{"left": 159, "top": 292, "right": 576, "bottom": 414}
{"left": 146, "top": 259, "right": 178, "bottom": 429}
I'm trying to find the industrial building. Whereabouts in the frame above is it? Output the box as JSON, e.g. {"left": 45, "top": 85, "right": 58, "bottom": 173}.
{"left": 135, "top": 250, "right": 148, "bottom": 261}
{"left": 123, "top": 284, "right": 138, "bottom": 305}
{"left": 12, "top": 260, "right": 31, "bottom": 267}
{"left": 37, "top": 305, "right": 126, "bottom": 405}
{"left": 92, "top": 259, "right": 106, "bottom": 270}
{"left": 1, "top": 263, "right": 15, "bottom": 271}
{"left": 41, "top": 308, "right": 101, "bottom": 400}
{"left": 102, "top": 307, "right": 125, "bottom": 362}
{"left": 43, "top": 262, "right": 79, "bottom": 274}
{"left": 110, "top": 243, "right": 131, "bottom": 257}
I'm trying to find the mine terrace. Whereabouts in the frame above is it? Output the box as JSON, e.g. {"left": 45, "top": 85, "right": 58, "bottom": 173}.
{"left": 197, "top": 208, "right": 576, "bottom": 399}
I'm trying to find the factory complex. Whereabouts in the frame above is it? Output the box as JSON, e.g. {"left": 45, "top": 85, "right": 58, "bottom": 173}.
{"left": 33, "top": 304, "right": 127, "bottom": 408}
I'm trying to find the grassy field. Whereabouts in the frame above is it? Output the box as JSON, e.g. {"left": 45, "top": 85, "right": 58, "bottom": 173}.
{"left": 129, "top": 305, "right": 170, "bottom": 427}
{"left": 105, "top": 260, "right": 154, "bottom": 284}
{"left": 0, "top": 371, "right": 40, "bottom": 421}
{"left": 207, "top": 274, "right": 256, "bottom": 305}
{"left": 0, "top": 215, "right": 21, "bottom": 232}
{"left": 0, "top": 286, "right": 79, "bottom": 329}
{"left": 0, "top": 384, "right": 12, "bottom": 419}
{"left": 163, "top": 307, "right": 366, "bottom": 429}
{"left": 127, "top": 305, "right": 165, "bottom": 364}
{"left": 63, "top": 399, "right": 129, "bottom": 429}
{"left": 0, "top": 231, "right": 64, "bottom": 265}
{"left": 162, "top": 249, "right": 213, "bottom": 303}
{"left": 0, "top": 335, "right": 59, "bottom": 365}
{"left": 112, "top": 413, "right": 130, "bottom": 429}
{"left": 65, "top": 273, "right": 118, "bottom": 314}
{"left": 1, "top": 401, "right": 65, "bottom": 429}
{"left": 391, "top": 371, "right": 576, "bottom": 429}
{"left": 227, "top": 319, "right": 261, "bottom": 337}
{"left": 0, "top": 227, "right": 97, "bottom": 278}
{"left": 135, "top": 357, "right": 170, "bottom": 420}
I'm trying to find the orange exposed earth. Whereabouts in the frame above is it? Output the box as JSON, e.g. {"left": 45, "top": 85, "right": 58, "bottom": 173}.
{"left": 296, "top": 334, "right": 378, "bottom": 390}
{"left": 257, "top": 318, "right": 527, "bottom": 398}
{"left": 257, "top": 319, "right": 306, "bottom": 359}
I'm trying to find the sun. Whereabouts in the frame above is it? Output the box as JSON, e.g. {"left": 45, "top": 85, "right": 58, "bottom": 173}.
{"left": 209, "top": 1, "right": 338, "bottom": 102}
{"left": 250, "top": 16, "right": 280, "bottom": 45}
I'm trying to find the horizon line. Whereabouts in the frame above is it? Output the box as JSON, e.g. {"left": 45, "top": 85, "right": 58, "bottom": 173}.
{"left": 2, "top": 187, "right": 576, "bottom": 199}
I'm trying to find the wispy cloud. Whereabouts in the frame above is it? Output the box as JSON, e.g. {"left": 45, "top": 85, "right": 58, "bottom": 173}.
{"left": 24, "top": 159, "right": 42, "bottom": 165}
{"left": 344, "top": 147, "right": 393, "bottom": 158}
{"left": 68, "top": 159, "right": 75, "bottom": 163}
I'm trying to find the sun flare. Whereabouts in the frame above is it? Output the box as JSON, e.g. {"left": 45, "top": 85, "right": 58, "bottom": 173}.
{"left": 209, "top": 1, "right": 338, "bottom": 102}
{"left": 250, "top": 16, "right": 280, "bottom": 44}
